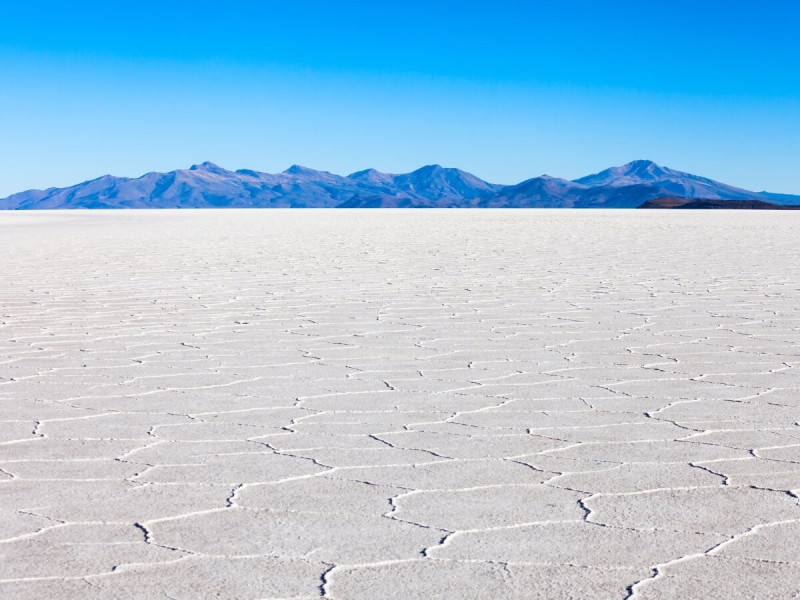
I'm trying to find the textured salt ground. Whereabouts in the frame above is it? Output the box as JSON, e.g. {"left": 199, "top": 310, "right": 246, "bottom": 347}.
{"left": 1, "top": 209, "right": 800, "bottom": 599}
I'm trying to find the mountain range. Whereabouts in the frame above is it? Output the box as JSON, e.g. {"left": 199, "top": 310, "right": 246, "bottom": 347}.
{"left": 2, "top": 160, "right": 797, "bottom": 209}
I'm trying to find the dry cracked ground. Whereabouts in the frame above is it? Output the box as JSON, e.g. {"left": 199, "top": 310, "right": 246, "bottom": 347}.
{"left": 1, "top": 209, "right": 800, "bottom": 599}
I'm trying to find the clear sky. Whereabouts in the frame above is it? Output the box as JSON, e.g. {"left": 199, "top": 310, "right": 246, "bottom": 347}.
{"left": 1, "top": 0, "right": 798, "bottom": 197}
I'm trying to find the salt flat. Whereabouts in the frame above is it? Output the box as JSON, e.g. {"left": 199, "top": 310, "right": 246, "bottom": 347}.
{"left": 1, "top": 209, "right": 799, "bottom": 599}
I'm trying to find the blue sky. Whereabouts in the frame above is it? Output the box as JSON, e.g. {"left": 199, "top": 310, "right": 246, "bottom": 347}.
{"left": 1, "top": 0, "right": 798, "bottom": 196}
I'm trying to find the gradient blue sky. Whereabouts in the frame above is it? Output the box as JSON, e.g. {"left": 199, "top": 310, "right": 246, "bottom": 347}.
{"left": 1, "top": 0, "right": 799, "bottom": 196}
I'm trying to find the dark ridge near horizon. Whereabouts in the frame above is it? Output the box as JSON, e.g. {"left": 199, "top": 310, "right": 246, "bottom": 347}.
{"left": 639, "top": 197, "right": 800, "bottom": 210}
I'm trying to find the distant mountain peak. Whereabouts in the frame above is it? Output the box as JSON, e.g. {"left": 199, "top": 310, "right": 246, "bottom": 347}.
{"left": 284, "top": 164, "right": 325, "bottom": 176}
{"left": 575, "top": 160, "right": 680, "bottom": 187}
{"left": 572, "top": 159, "right": 768, "bottom": 202}
{"left": 625, "top": 159, "right": 659, "bottom": 168}
{"left": 412, "top": 164, "right": 445, "bottom": 174}
{"left": 349, "top": 167, "right": 388, "bottom": 178}
{"left": 511, "top": 175, "right": 583, "bottom": 190}
{"left": 348, "top": 168, "right": 395, "bottom": 186}
{"left": 619, "top": 159, "right": 670, "bottom": 175}
{"left": 189, "top": 161, "right": 228, "bottom": 173}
